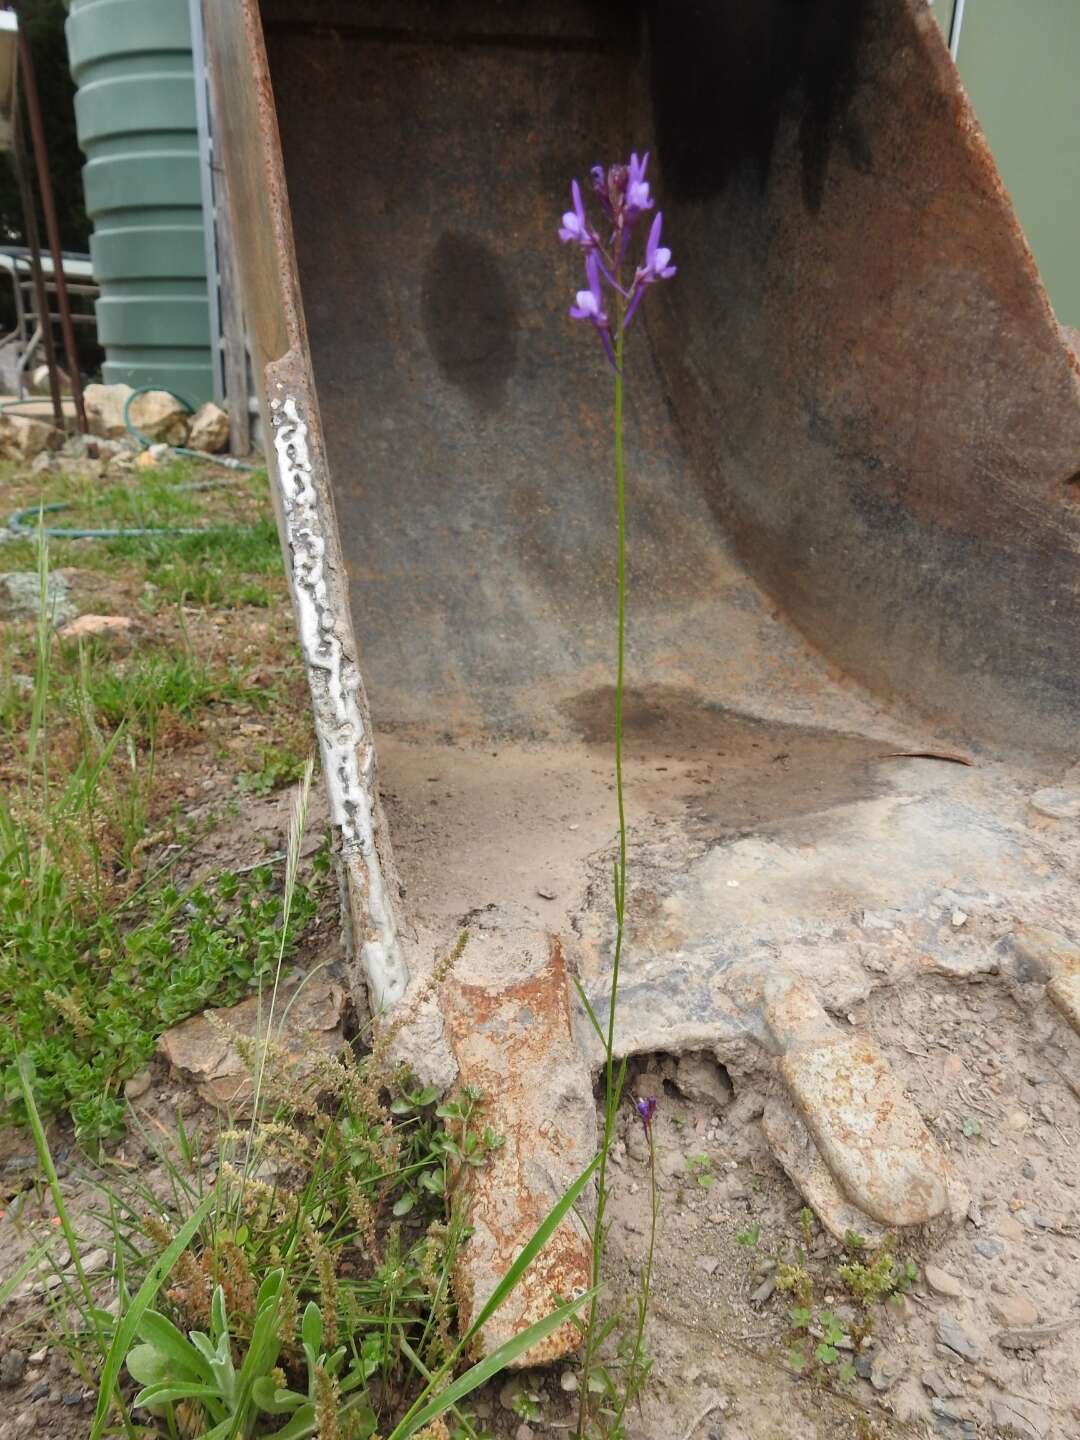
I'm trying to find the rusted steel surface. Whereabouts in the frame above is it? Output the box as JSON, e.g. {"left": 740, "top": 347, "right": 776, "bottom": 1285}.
{"left": 441, "top": 934, "right": 594, "bottom": 1367}
{"left": 204, "top": 1, "right": 406, "bottom": 1011}
{"left": 648, "top": 0, "right": 1080, "bottom": 750}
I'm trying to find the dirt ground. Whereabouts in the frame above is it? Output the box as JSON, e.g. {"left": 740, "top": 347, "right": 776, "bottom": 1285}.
{"left": 3, "top": 473, "right": 1080, "bottom": 1440}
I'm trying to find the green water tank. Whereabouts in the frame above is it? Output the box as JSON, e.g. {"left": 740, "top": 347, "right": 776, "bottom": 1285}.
{"left": 66, "top": 0, "right": 212, "bottom": 404}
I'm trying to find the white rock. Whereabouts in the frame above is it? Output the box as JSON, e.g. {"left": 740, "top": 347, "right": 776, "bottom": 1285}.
{"left": 188, "top": 401, "right": 230, "bottom": 454}
{"left": 0, "top": 412, "right": 62, "bottom": 459}
{"left": 58, "top": 614, "right": 133, "bottom": 642}
{"left": 923, "top": 1264, "right": 964, "bottom": 1299}
{"left": 84, "top": 382, "right": 134, "bottom": 439}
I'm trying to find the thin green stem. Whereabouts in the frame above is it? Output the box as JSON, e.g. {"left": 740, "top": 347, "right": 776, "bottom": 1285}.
{"left": 610, "top": 1123, "right": 657, "bottom": 1436}
{"left": 578, "top": 314, "right": 628, "bottom": 1439}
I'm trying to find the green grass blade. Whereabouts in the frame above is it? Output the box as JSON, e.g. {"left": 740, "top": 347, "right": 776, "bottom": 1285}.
{"left": 386, "top": 1287, "right": 598, "bottom": 1440}
{"left": 464, "top": 1153, "right": 597, "bottom": 1344}
{"left": 0, "top": 1236, "right": 57, "bottom": 1307}
{"left": 88, "top": 1187, "right": 216, "bottom": 1440}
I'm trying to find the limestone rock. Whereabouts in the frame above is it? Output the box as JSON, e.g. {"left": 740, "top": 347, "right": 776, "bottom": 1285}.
{"left": 989, "top": 1295, "right": 1039, "bottom": 1328}
{"left": 923, "top": 1263, "right": 964, "bottom": 1299}
{"left": 0, "top": 571, "right": 76, "bottom": 625}
{"left": 128, "top": 390, "right": 190, "bottom": 446}
{"left": 157, "top": 976, "right": 347, "bottom": 1109}
{"left": 188, "top": 401, "right": 230, "bottom": 454}
{"left": 0, "top": 412, "right": 62, "bottom": 460}
{"left": 58, "top": 614, "right": 133, "bottom": 642}
{"left": 84, "top": 382, "right": 134, "bottom": 439}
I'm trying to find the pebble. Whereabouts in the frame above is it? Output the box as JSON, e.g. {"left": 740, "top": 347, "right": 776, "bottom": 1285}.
{"left": 515, "top": 1426, "right": 534, "bottom": 1440}
{"left": 990, "top": 1295, "right": 1039, "bottom": 1327}
{"left": 696, "top": 1255, "right": 720, "bottom": 1276}
{"left": 29, "top": 1381, "right": 49, "bottom": 1401}
{"left": 80, "top": 1247, "right": 110, "bottom": 1275}
{"left": 26, "top": 1349, "right": 47, "bottom": 1367}
{"left": 0, "top": 1353, "right": 25, "bottom": 1388}
{"left": 996, "top": 1216, "right": 1024, "bottom": 1241}
{"left": 870, "top": 1350, "right": 905, "bottom": 1392}
{"left": 559, "top": 1371, "right": 579, "bottom": 1393}
{"left": 62, "top": 1391, "right": 83, "bottom": 1407}
{"left": 1022, "top": 1160, "right": 1036, "bottom": 1180}
{"left": 924, "top": 1264, "right": 964, "bottom": 1299}
{"left": 936, "top": 1313, "right": 982, "bottom": 1362}
{"left": 124, "top": 1070, "right": 152, "bottom": 1100}
{"left": 974, "top": 1237, "right": 1005, "bottom": 1259}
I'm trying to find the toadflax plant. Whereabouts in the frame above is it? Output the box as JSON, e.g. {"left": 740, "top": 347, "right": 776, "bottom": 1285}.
{"left": 560, "top": 154, "right": 674, "bottom": 1436}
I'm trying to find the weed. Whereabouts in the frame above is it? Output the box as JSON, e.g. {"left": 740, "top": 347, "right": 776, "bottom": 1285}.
{"left": 837, "top": 1246, "right": 918, "bottom": 1307}
{"left": 735, "top": 1225, "right": 761, "bottom": 1249}
{"left": 239, "top": 743, "right": 311, "bottom": 796}
{"left": 686, "top": 1153, "right": 713, "bottom": 1189}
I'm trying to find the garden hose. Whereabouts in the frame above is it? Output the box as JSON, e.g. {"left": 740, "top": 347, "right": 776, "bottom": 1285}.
{"left": 4, "top": 388, "right": 257, "bottom": 540}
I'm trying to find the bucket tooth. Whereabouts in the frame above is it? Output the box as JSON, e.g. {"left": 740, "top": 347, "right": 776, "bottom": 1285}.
{"left": 758, "top": 971, "right": 949, "bottom": 1228}
{"left": 762, "top": 1092, "right": 889, "bottom": 1247}
{"left": 439, "top": 934, "right": 594, "bottom": 1369}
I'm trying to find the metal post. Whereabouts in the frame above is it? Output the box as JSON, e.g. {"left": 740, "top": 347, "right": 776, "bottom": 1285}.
{"left": 15, "top": 9, "right": 86, "bottom": 431}
{"left": 11, "top": 106, "right": 62, "bottom": 427}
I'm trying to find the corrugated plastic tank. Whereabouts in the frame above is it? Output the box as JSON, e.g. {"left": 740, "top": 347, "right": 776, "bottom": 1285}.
{"left": 66, "top": 0, "right": 212, "bottom": 403}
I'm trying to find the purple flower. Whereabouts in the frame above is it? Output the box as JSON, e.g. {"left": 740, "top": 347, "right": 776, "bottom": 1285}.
{"left": 623, "top": 212, "right": 676, "bottom": 328}
{"left": 569, "top": 252, "right": 616, "bottom": 368}
{"left": 559, "top": 179, "right": 598, "bottom": 250}
{"left": 634, "top": 1095, "right": 657, "bottom": 1133}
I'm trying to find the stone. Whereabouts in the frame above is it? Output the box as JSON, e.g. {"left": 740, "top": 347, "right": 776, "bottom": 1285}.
{"left": 559, "top": 1371, "right": 579, "bottom": 1393}
{"left": 989, "top": 1295, "right": 1038, "bottom": 1328}
{"left": 188, "top": 401, "right": 230, "bottom": 454}
{"left": 974, "top": 1237, "right": 1005, "bottom": 1259}
{"left": 989, "top": 1395, "right": 1051, "bottom": 1440}
{"left": 0, "top": 571, "right": 76, "bottom": 626}
{"left": 936, "top": 1312, "right": 982, "bottom": 1362}
{"left": 674, "top": 1052, "right": 733, "bottom": 1109}
{"left": 0, "top": 1351, "right": 26, "bottom": 1388}
{"left": 30, "top": 450, "right": 56, "bottom": 474}
{"left": 696, "top": 1255, "right": 720, "bottom": 1276}
{"left": 870, "top": 1350, "right": 904, "bottom": 1392}
{"left": 124, "top": 1070, "right": 152, "bottom": 1100}
{"left": 84, "top": 382, "right": 134, "bottom": 439}
{"left": 57, "top": 614, "right": 133, "bottom": 643}
{"left": 30, "top": 363, "right": 70, "bottom": 396}
{"left": 128, "top": 390, "right": 190, "bottom": 446}
{"left": 157, "top": 975, "right": 346, "bottom": 1108}
{"left": 920, "top": 1368, "right": 959, "bottom": 1399}
{"left": 0, "top": 412, "right": 62, "bottom": 460}
{"left": 924, "top": 1264, "right": 964, "bottom": 1299}
{"left": 79, "top": 1248, "right": 110, "bottom": 1275}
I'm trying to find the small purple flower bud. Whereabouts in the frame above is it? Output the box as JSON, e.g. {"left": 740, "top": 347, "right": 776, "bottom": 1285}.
{"left": 634, "top": 1094, "right": 657, "bottom": 1132}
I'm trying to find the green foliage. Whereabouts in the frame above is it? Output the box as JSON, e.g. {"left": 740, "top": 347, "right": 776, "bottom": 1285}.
{"left": 735, "top": 1225, "right": 761, "bottom": 1249}
{"left": 686, "top": 1153, "right": 713, "bottom": 1188}
{"left": 837, "top": 1247, "right": 918, "bottom": 1307}
{"left": 239, "top": 744, "right": 311, "bottom": 796}
{"left": 1, "top": 851, "right": 322, "bottom": 1141}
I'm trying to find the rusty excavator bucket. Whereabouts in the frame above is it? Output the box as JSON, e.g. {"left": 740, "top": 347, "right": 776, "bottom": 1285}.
{"left": 205, "top": 0, "right": 1080, "bottom": 1362}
